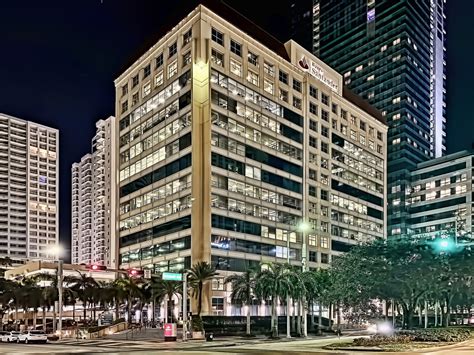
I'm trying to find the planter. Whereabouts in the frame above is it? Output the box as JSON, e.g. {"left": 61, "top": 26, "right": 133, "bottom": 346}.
{"left": 192, "top": 331, "right": 205, "bottom": 339}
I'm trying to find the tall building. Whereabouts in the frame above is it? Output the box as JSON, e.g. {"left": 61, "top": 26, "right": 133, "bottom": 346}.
{"left": 115, "top": 2, "right": 387, "bottom": 315}
{"left": 408, "top": 150, "right": 473, "bottom": 242}
{"left": 0, "top": 113, "right": 59, "bottom": 264}
{"left": 290, "top": 0, "right": 447, "bottom": 237}
{"left": 71, "top": 117, "right": 116, "bottom": 267}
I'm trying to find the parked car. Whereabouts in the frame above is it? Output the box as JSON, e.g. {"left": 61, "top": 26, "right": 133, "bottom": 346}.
{"left": 1, "top": 331, "right": 21, "bottom": 343}
{"left": 17, "top": 330, "right": 48, "bottom": 344}
{"left": 0, "top": 331, "right": 9, "bottom": 342}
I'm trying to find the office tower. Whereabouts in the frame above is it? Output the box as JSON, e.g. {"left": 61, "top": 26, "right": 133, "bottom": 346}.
{"left": 0, "top": 113, "right": 59, "bottom": 264}
{"left": 408, "top": 150, "right": 473, "bottom": 242}
{"left": 71, "top": 117, "right": 116, "bottom": 267}
{"left": 115, "top": 2, "right": 387, "bottom": 315}
{"left": 291, "top": 0, "right": 447, "bottom": 237}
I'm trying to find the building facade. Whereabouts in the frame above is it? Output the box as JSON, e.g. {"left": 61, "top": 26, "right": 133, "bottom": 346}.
{"left": 71, "top": 117, "right": 116, "bottom": 267}
{"left": 115, "top": 3, "right": 387, "bottom": 315}
{"left": 0, "top": 113, "right": 59, "bottom": 264}
{"left": 290, "top": 0, "right": 447, "bottom": 238}
{"left": 407, "top": 150, "right": 473, "bottom": 242}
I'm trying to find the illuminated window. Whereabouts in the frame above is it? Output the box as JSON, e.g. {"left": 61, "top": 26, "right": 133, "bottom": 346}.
{"left": 211, "top": 49, "right": 224, "bottom": 67}
{"left": 142, "top": 83, "right": 151, "bottom": 97}
{"left": 320, "top": 236, "right": 329, "bottom": 249}
{"left": 154, "top": 72, "right": 163, "bottom": 87}
{"left": 230, "top": 59, "right": 242, "bottom": 77}
{"left": 247, "top": 70, "right": 259, "bottom": 86}
{"left": 167, "top": 60, "right": 178, "bottom": 79}
{"left": 264, "top": 80, "right": 274, "bottom": 94}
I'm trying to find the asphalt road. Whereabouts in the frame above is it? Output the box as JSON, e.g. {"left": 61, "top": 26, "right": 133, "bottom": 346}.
{"left": 0, "top": 338, "right": 473, "bottom": 354}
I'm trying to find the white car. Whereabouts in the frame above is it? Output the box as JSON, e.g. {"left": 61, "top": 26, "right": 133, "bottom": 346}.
{"left": 1, "top": 331, "right": 21, "bottom": 343}
{"left": 17, "top": 330, "right": 48, "bottom": 344}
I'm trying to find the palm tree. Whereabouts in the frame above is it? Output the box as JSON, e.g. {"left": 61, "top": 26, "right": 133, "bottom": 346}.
{"left": 255, "top": 263, "right": 295, "bottom": 338}
{"left": 69, "top": 271, "right": 99, "bottom": 323}
{"left": 188, "top": 261, "right": 218, "bottom": 317}
{"left": 225, "top": 269, "right": 257, "bottom": 336}
{"left": 150, "top": 279, "right": 182, "bottom": 323}
{"left": 114, "top": 275, "right": 143, "bottom": 324}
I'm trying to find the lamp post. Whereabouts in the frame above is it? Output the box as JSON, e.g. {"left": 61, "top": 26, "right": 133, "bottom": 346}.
{"left": 297, "top": 221, "right": 312, "bottom": 338}
{"left": 49, "top": 245, "right": 64, "bottom": 339}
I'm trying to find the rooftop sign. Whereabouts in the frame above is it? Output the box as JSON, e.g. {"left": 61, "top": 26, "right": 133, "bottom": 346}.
{"left": 298, "top": 55, "right": 339, "bottom": 92}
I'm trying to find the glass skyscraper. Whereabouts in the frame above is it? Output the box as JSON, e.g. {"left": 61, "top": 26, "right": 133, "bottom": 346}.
{"left": 291, "top": 0, "right": 447, "bottom": 237}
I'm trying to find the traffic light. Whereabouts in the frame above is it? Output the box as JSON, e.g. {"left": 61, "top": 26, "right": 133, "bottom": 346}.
{"left": 127, "top": 268, "right": 144, "bottom": 277}
{"left": 87, "top": 264, "right": 107, "bottom": 271}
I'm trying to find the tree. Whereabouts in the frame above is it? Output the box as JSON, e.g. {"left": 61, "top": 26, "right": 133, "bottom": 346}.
{"left": 150, "top": 279, "right": 182, "bottom": 323}
{"left": 68, "top": 271, "right": 99, "bottom": 322}
{"left": 225, "top": 269, "right": 257, "bottom": 336}
{"left": 255, "top": 263, "right": 296, "bottom": 338}
{"left": 0, "top": 257, "right": 12, "bottom": 278}
{"left": 188, "top": 261, "right": 217, "bottom": 317}
{"left": 113, "top": 275, "right": 143, "bottom": 324}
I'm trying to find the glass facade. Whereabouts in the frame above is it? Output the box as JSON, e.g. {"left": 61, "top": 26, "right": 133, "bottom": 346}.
{"left": 291, "top": 0, "right": 446, "bottom": 237}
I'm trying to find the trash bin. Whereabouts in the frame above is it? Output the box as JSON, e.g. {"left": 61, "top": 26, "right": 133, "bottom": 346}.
{"left": 206, "top": 332, "right": 214, "bottom": 341}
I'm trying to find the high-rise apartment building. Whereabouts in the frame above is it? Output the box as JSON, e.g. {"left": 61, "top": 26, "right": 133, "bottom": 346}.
{"left": 71, "top": 117, "right": 116, "bottom": 267}
{"left": 0, "top": 113, "right": 59, "bottom": 264}
{"left": 407, "top": 150, "right": 473, "bottom": 242}
{"left": 290, "top": 0, "right": 447, "bottom": 237}
{"left": 115, "top": 2, "right": 387, "bottom": 315}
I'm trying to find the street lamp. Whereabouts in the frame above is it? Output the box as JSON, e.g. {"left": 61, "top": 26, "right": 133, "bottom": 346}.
{"left": 297, "top": 221, "right": 311, "bottom": 338}
{"left": 48, "top": 245, "right": 64, "bottom": 339}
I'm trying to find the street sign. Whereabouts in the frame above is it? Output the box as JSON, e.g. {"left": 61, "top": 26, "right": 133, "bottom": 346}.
{"left": 144, "top": 269, "right": 152, "bottom": 279}
{"left": 162, "top": 272, "right": 182, "bottom": 281}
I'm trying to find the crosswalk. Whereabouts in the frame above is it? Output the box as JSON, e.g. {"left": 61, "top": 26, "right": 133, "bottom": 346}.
{"left": 56, "top": 339, "right": 153, "bottom": 348}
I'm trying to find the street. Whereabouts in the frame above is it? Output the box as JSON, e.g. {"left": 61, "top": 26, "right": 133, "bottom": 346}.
{"left": 1, "top": 337, "right": 473, "bottom": 354}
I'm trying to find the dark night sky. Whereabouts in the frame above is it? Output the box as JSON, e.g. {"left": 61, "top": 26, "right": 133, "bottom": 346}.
{"left": 0, "top": 1, "right": 471, "bottom": 261}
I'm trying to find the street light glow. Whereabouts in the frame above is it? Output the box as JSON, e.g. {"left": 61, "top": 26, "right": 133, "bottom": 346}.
{"left": 297, "top": 221, "right": 312, "bottom": 233}
{"left": 48, "top": 244, "right": 64, "bottom": 259}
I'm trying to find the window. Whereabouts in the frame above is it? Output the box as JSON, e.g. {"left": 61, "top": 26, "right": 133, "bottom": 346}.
{"left": 212, "top": 278, "right": 225, "bottom": 291}
{"left": 321, "top": 126, "right": 329, "bottom": 138}
{"left": 121, "top": 101, "right": 128, "bottom": 113}
{"left": 169, "top": 42, "right": 177, "bottom": 57}
{"left": 211, "top": 28, "right": 224, "bottom": 45}
{"left": 167, "top": 60, "right": 178, "bottom": 78}
{"left": 248, "top": 51, "right": 259, "bottom": 66}
{"left": 340, "top": 109, "right": 347, "bottom": 120}
{"left": 355, "top": 65, "right": 363, "bottom": 72}
{"left": 182, "top": 51, "right": 191, "bottom": 66}
{"left": 309, "top": 86, "right": 318, "bottom": 99}
{"left": 293, "top": 79, "right": 302, "bottom": 92}
{"left": 132, "top": 92, "right": 139, "bottom": 106}
{"left": 309, "top": 169, "right": 317, "bottom": 181}
{"left": 155, "top": 72, "right": 163, "bottom": 87}
{"left": 279, "top": 89, "right": 288, "bottom": 102}
{"left": 211, "top": 49, "right": 224, "bottom": 67}
{"left": 321, "top": 93, "right": 329, "bottom": 105}
{"left": 247, "top": 71, "right": 259, "bottom": 86}
{"left": 264, "top": 61, "right": 274, "bottom": 76}
{"left": 332, "top": 103, "right": 338, "bottom": 114}
{"left": 143, "top": 64, "right": 151, "bottom": 78}
{"left": 332, "top": 119, "right": 337, "bottom": 130}
{"left": 321, "top": 110, "right": 329, "bottom": 122}
{"left": 377, "top": 131, "right": 383, "bottom": 141}
{"left": 309, "top": 120, "right": 317, "bottom": 132}
{"left": 264, "top": 80, "right": 274, "bottom": 94}
{"left": 142, "top": 83, "right": 151, "bottom": 97}
{"left": 183, "top": 29, "right": 192, "bottom": 44}
{"left": 321, "top": 253, "right": 329, "bottom": 263}
{"left": 320, "top": 236, "right": 329, "bottom": 249}
{"left": 360, "top": 121, "right": 366, "bottom": 131}
{"left": 392, "top": 138, "right": 401, "bottom": 145}
{"left": 309, "top": 251, "right": 317, "bottom": 262}
{"left": 279, "top": 70, "right": 288, "bottom": 84}
{"left": 309, "top": 185, "right": 317, "bottom": 197}
{"left": 309, "top": 235, "right": 317, "bottom": 246}
{"left": 132, "top": 74, "right": 139, "bottom": 88}
{"left": 309, "top": 102, "right": 318, "bottom": 115}
{"left": 393, "top": 38, "right": 401, "bottom": 45}
{"left": 122, "top": 84, "right": 128, "bottom": 97}
{"left": 293, "top": 97, "right": 302, "bottom": 109}
{"left": 367, "top": 74, "right": 374, "bottom": 81}
{"left": 321, "top": 189, "right": 328, "bottom": 201}
{"left": 155, "top": 53, "right": 163, "bottom": 68}
{"left": 230, "top": 59, "right": 242, "bottom": 77}
{"left": 309, "top": 136, "right": 317, "bottom": 148}
{"left": 230, "top": 40, "right": 242, "bottom": 56}
{"left": 381, "top": 45, "right": 387, "bottom": 52}
{"left": 321, "top": 142, "right": 329, "bottom": 153}
{"left": 321, "top": 174, "right": 328, "bottom": 185}
{"left": 212, "top": 297, "right": 224, "bottom": 314}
